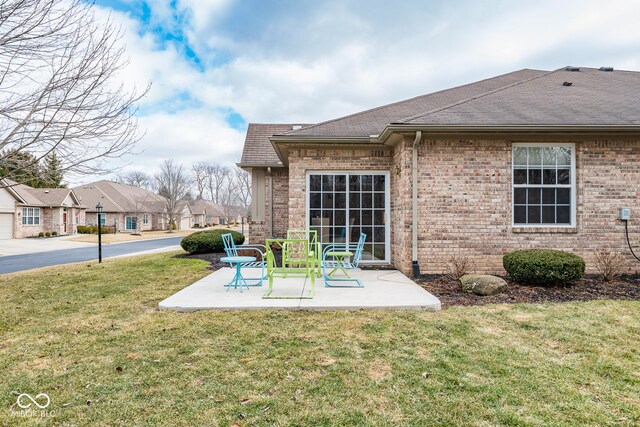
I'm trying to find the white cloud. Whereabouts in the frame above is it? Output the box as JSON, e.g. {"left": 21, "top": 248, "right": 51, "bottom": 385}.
{"left": 81, "top": 0, "right": 640, "bottom": 185}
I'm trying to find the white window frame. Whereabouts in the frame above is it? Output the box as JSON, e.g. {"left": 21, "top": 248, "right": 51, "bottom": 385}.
{"left": 143, "top": 213, "right": 149, "bottom": 225}
{"left": 125, "top": 216, "right": 137, "bottom": 231}
{"left": 305, "top": 171, "right": 390, "bottom": 264}
{"left": 512, "top": 142, "right": 576, "bottom": 228}
{"left": 22, "top": 207, "right": 41, "bottom": 225}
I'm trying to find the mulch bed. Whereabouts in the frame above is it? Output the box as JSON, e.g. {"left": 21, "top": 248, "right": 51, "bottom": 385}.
{"left": 415, "top": 274, "right": 640, "bottom": 308}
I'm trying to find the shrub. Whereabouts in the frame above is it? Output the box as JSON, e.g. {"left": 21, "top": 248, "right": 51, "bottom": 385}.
{"left": 193, "top": 223, "right": 200, "bottom": 228}
{"left": 444, "top": 253, "right": 475, "bottom": 279}
{"left": 101, "top": 226, "right": 116, "bottom": 234}
{"left": 503, "top": 249, "right": 585, "bottom": 285}
{"left": 44, "top": 231, "right": 51, "bottom": 237}
{"left": 172, "top": 222, "right": 177, "bottom": 231}
{"left": 51, "top": 231, "right": 57, "bottom": 236}
{"left": 594, "top": 248, "right": 626, "bottom": 282}
{"left": 77, "top": 225, "right": 90, "bottom": 234}
{"left": 38, "top": 232, "right": 45, "bottom": 237}
{"left": 180, "top": 229, "right": 245, "bottom": 254}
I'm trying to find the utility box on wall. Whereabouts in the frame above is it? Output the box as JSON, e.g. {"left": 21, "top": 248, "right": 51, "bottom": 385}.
{"left": 620, "top": 207, "right": 631, "bottom": 221}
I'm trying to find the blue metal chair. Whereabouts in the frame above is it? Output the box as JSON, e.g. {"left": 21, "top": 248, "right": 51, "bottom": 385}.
{"left": 222, "top": 233, "right": 267, "bottom": 286}
{"left": 321, "top": 233, "right": 367, "bottom": 287}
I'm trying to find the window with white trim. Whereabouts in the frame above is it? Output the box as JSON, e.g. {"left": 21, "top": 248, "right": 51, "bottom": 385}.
{"left": 512, "top": 144, "right": 575, "bottom": 226}
{"left": 143, "top": 213, "right": 149, "bottom": 225}
{"left": 22, "top": 207, "right": 40, "bottom": 225}
{"left": 125, "top": 216, "right": 137, "bottom": 230}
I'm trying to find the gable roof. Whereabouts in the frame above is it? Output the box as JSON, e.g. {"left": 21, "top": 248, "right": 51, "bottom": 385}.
{"left": 239, "top": 123, "right": 311, "bottom": 167}
{"left": 72, "top": 180, "right": 166, "bottom": 213}
{"left": 399, "top": 67, "right": 640, "bottom": 126}
{"left": 189, "top": 198, "right": 224, "bottom": 217}
{"left": 284, "top": 69, "right": 547, "bottom": 138}
{"left": 1, "top": 178, "right": 82, "bottom": 207}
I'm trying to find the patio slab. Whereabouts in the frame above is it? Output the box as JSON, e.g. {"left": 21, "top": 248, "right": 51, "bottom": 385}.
{"left": 158, "top": 268, "right": 441, "bottom": 311}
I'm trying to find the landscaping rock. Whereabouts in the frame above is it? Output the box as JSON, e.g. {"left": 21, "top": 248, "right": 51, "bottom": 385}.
{"left": 460, "top": 274, "right": 508, "bottom": 296}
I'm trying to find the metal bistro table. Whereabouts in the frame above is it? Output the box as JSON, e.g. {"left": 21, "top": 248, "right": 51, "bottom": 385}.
{"left": 325, "top": 250, "right": 354, "bottom": 277}
{"left": 220, "top": 256, "right": 256, "bottom": 292}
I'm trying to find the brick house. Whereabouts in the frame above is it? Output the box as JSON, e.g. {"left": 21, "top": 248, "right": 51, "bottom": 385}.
{"left": 239, "top": 67, "right": 640, "bottom": 276}
{"left": 0, "top": 179, "right": 85, "bottom": 239}
{"left": 73, "top": 180, "right": 168, "bottom": 232}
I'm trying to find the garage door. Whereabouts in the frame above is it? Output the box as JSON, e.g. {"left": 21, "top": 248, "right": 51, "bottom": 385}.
{"left": 0, "top": 213, "right": 14, "bottom": 239}
{"left": 180, "top": 216, "right": 190, "bottom": 230}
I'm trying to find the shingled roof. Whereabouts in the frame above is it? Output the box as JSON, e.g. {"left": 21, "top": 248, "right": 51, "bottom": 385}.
{"left": 73, "top": 180, "right": 166, "bottom": 213}
{"left": 240, "top": 123, "right": 311, "bottom": 167}
{"left": 241, "top": 67, "right": 640, "bottom": 167}
{"left": 284, "top": 69, "right": 547, "bottom": 138}
{"left": 400, "top": 67, "right": 640, "bottom": 126}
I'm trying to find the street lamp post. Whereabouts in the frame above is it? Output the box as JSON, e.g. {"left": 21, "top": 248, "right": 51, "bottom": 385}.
{"left": 96, "top": 202, "right": 103, "bottom": 263}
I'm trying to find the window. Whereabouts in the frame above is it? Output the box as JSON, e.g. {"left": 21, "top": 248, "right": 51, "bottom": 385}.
{"left": 125, "top": 216, "right": 137, "bottom": 230}
{"left": 307, "top": 172, "right": 389, "bottom": 263}
{"left": 22, "top": 207, "right": 40, "bottom": 225}
{"left": 143, "top": 213, "right": 149, "bottom": 225}
{"left": 512, "top": 144, "right": 575, "bottom": 226}
{"left": 98, "top": 213, "right": 106, "bottom": 226}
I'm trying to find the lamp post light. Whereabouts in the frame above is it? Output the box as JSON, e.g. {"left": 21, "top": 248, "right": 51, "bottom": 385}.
{"left": 96, "top": 202, "right": 103, "bottom": 263}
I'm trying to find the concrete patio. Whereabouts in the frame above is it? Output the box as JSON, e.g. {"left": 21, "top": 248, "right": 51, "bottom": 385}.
{"left": 159, "top": 268, "right": 441, "bottom": 311}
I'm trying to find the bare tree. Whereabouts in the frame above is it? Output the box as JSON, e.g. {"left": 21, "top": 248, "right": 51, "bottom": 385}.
{"left": 233, "top": 166, "right": 252, "bottom": 217}
{"left": 155, "top": 159, "right": 190, "bottom": 233}
{"left": 0, "top": 0, "right": 148, "bottom": 185}
{"left": 205, "top": 164, "right": 231, "bottom": 204}
{"left": 192, "top": 162, "right": 208, "bottom": 200}
{"left": 116, "top": 170, "right": 153, "bottom": 190}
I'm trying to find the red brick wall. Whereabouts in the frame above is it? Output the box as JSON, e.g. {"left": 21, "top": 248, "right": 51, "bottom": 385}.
{"left": 412, "top": 137, "right": 640, "bottom": 275}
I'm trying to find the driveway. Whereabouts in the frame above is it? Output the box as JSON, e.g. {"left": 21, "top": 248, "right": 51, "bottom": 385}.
{"left": 0, "top": 236, "right": 184, "bottom": 274}
{"left": 0, "top": 236, "right": 94, "bottom": 257}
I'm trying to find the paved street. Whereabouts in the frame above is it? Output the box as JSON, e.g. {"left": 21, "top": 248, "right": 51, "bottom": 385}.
{"left": 0, "top": 236, "right": 184, "bottom": 274}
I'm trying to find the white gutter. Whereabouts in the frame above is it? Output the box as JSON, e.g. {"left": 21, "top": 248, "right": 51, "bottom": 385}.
{"left": 412, "top": 131, "right": 422, "bottom": 277}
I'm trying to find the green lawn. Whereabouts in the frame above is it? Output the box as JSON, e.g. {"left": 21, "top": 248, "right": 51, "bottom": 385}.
{"left": 1, "top": 253, "right": 639, "bottom": 426}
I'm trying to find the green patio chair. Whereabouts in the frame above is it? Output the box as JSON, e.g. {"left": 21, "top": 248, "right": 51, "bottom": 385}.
{"left": 322, "top": 233, "right": 367, "bottom": 287}
{"left": 264, "top": 238, "right": 315, "bottom": 299}
{"left": 286, "top": 229, "right": 322, "bottom": 278}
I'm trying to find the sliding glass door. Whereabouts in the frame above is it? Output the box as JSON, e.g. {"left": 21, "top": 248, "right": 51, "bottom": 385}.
{"left": 307, "top": 172, "right": 389, "bottom": 263}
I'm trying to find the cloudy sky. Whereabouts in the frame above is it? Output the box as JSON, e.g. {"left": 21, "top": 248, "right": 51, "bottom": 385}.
{"left": 92, "top": 0, "right": 640, "bottom": 181}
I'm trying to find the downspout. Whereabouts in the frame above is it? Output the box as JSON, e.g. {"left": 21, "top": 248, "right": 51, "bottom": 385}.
{"left": 267, "top": 167, "right": 274, "bottom": 237}
{"left": 412, "top": 131, "right": 422, "bottom": 277}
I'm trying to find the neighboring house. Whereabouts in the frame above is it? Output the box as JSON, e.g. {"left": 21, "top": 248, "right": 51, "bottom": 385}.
{"left": 73, "top": 180, "right": 167, "bottom": 232}
{"left": 240, "top": 67, "right": 640, "bottom": 275}
{"left": 0, "top": 178, "right": 85, "bottom": 239}
{"left": 175, "top": 201, "right": 193, "bottom": 230}
{"left": 189, "top": 198, "right": 225, "bottom": 226}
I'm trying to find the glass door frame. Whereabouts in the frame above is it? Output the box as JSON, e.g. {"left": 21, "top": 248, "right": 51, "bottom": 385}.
{"left": 305, "top": 170, "right": 390, "bottom": 264}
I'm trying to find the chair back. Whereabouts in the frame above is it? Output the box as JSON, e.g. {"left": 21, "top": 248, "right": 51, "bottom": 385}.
{"left": 352, "top": 233, "right": 367, "bottom": 267}
{"left": 222, "top": 233, "right": 238, "bottom": 257}
{"left": 287, "top": 229, "right": 319, "bottom": 255}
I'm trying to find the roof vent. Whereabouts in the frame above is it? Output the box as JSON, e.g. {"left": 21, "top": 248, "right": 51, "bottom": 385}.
{"left": 599, "top": 66, "right": 614, "bottom": 72}
{"left": 562, "top": 81, "right": 573, "bottom": 87}
{"left": 291, "top": 124, "right": 302, "bottom": 130}
{"left": 565, "top": 66, "right": 580, "bottom": 72}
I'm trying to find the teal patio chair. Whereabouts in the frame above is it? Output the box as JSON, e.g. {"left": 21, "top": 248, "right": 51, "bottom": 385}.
{"left": 222, "top": 233, "right": 267, "bottom": 286}
{"left": 321, "top": 233, "right": 367, "bottom": 288}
